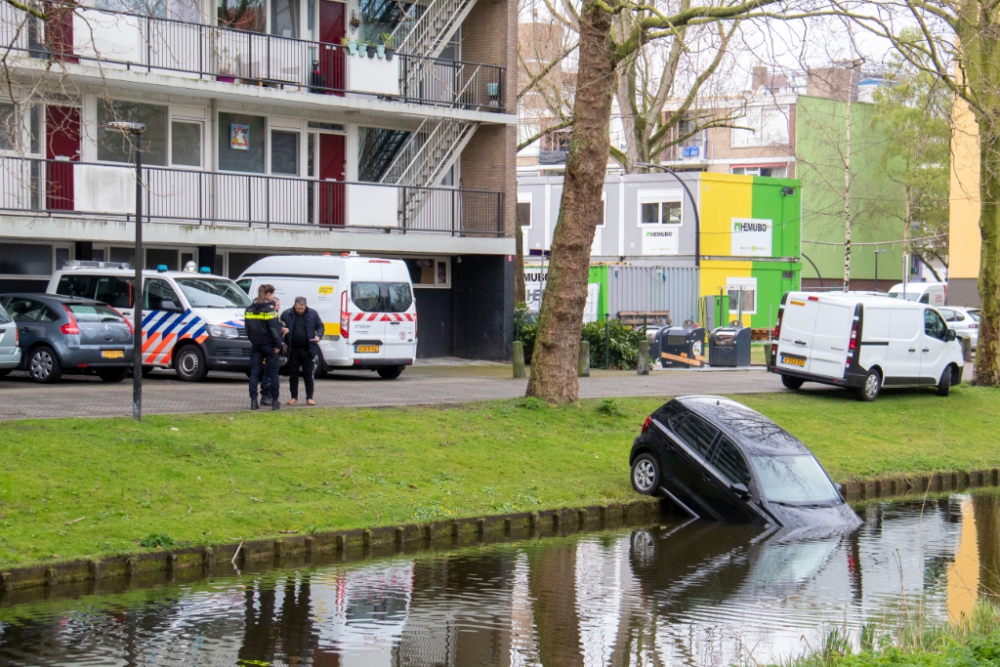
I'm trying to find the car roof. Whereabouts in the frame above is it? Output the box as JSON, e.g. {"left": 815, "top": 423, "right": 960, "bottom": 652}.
{"left": 784, "top": 291, "right": 931, "bottom": 310}
{"left": 0, "top": 293, "right": 106, "bottom": 306}
{"left": 54, "top": 268, "right": 227, "bottom": 279}
{"left": 673, "top": 395, "right": 811, "bottom": 457}
{"left": 240, "top": 254, "right": 406, "bottom": 278}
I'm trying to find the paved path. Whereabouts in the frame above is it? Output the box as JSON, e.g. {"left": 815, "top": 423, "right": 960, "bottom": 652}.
{"left": 0, "top": 365, "right": 794, "bottom": 421}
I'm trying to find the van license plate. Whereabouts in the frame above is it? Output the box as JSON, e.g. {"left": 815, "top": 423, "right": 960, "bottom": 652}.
{"left": 355, "top": 345, "right": 379, "bottom": 353}
{"left": 781, "top": 354, "right": 806, "bottom": 367}
{"left": 101, "top": 349, "right": 125, "bottom": 359}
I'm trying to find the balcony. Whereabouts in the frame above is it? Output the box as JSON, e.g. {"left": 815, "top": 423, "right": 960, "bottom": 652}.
{"left": 0, "top": 157, "right": 505, "bottom": 236}
{"left": 0, "top": 3, "right": 506, "bottom": 114}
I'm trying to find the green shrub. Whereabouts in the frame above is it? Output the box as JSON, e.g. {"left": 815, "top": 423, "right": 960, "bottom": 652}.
{"left": 514, "top": 312, "right": 644, "bottom": 370}
{"left": 138, "top": 533, "right": 176, "bottom": 549}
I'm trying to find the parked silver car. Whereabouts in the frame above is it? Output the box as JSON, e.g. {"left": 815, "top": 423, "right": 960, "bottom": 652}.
{"left": 0, "top": 294, "right": 133, "bottom": 383}
{"left": 938, "top": 306, "right": 980, "bottom": 350}
{"left": 0, "top": 301, "right": 21, "bottom": 374}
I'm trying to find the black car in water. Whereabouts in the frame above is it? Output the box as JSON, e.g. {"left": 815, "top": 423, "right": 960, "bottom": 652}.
{"left": 629, "top": 396, "right": 860, "bottom": 528}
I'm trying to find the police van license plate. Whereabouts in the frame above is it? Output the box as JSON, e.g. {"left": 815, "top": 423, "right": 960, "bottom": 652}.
{"left": 781, "top": 354, "right": 806, "bottom": 367}
{"left": 355, "top": 345, "right": 379, "bottom": 353}
{"left": 101, "top": 349, "right": 125, "bottom": 359}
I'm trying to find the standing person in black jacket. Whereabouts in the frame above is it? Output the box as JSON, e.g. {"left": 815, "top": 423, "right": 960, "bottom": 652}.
{"left": 280, "top": 296, "right": 324, "bottom": 405}
{"left": 245, "top": 284, "right": 284, "bottom": 411}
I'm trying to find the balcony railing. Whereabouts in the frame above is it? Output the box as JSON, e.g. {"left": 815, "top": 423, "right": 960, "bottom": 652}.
{"left": 0, "top": 157, "right": 505, "bottom": 236}
{"left": 0, "top": 4, "right": 506, "bottom": 113}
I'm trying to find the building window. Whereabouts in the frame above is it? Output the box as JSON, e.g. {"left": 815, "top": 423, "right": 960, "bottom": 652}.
{"left": 97, "top": 100, "right": 168, "bottom": 166}
{"left": 218, "top": 0, "right": 264, "bottom": 31}
{"left": 218, "top": 112, "right": 265, "bottom": 173}
{"left": 726, "top": 278, "right": 757, "bottom": 315}
{"left": 270, "top": 0, "right": 299, "bottom": 37}
{"left": 146, "top": 248, "right": 178, "bottom": 271}
{"left": 517, "top": 199, "right": 531, "bottom": 227}
{"left": 732, "top": 166, "right": 787, "bottom": 178}
{"left": 731, "top": 106, "right": 789, "bottom": 147}
{"left": 640, "top": 200, "right": 682, "bottom": 225}
{"left": 0, "top": 242, "right": 51, "bottom": 276}
{"left": 404, "top": 257, "right": 450, "bottom": 288}
{"left": 271, "top": 130, "right": 299, "bottom": 175}
{"left": 171, "top": 121, "right": 202, "bottom": 167}
{"left": 0, "top": 102, "right": 17, "bottom": 151}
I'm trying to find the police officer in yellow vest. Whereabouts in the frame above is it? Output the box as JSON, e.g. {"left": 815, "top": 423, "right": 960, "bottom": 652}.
{"left": 245, "top": 284, "right": 284, "bottom": 410}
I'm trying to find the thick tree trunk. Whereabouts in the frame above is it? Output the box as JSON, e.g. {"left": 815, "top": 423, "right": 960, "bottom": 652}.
{"left": 525, "top": 1, "right": 615, "bottom": 403}
{"left": 974, "top": 123, "right": 1000, "bottom": 385}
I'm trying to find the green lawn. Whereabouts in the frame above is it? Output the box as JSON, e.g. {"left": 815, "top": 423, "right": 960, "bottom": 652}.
{"left": 1, "top": 386, "right": 999, "bottom": 567}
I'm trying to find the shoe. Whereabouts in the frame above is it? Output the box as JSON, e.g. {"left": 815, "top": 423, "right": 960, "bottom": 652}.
{"left": 288, "top": 398, "right": 298, "bottom": 405}
{"left": 306, "top": 398, "right": 315, "bottom": 406}
{"left": 251, "top": 399, "right": 259, "bottom": 410}
{"left": 261, "top": 396, "right": 273, "bottom": 406}
{"left": 272, "top": 400, "right": 281, "bottom": 411}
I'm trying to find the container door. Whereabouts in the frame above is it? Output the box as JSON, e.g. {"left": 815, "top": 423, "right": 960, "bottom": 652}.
{"left": 317, "top": 0, "right": 345, "bottom": 95}
{"left": 808, "top": 301, "right": 855, "bottom": 379}
{"left": 46, "top": 106, "right": 80, "bottom": 211}
{"left": 775, "top": 296, "right": 819, "bottom": 374}
{"left": 319, "top": 133, "right": 345, "bottom": 226}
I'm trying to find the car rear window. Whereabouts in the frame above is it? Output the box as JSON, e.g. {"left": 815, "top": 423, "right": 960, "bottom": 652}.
{"left": 67, "top": 303, "right": 125, "bottom": 322}
{"left": 351, "top": 282, "right": 413, "bottom": 313}
{"left": 969, "top": 310, "right": 981, "bottom": 322}
{"left": 385, "top": 283, "right": 412, "bottom": 312}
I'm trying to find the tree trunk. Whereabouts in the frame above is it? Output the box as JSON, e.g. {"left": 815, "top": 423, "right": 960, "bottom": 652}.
{"left": 525, "top": 0, "right": 615, "bottom": 403}
{"left": 974, "top": 122, "right": 1000, "bottom": 386}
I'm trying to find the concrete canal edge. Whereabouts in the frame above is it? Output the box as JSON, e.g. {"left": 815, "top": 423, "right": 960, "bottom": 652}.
{"left": 2, "top": 467, "right": 999, "bottom": 598}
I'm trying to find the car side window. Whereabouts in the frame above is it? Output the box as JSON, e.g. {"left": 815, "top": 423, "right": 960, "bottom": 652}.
{"left": 668, "top": 413, "right": 718, "bottom": 458}
{"left": 924, "top": 309, "right": 949, "bottom": 341}
{"left": 5, "top": 297, "right": 43, "bottom": 322}
{"left": 144, "top": 279, "right": 181, "bottom": 310}
{"left": 711, "top": 437, "right": 751, "bottom": 486}
{"left": 95, "top": 277, "right": 134, "bottom": 309}
{"left": 938, "top": 308, "right": 953, "bottom": 322}
{"left": 37, "top": 306, "right": 58, "bottom": 323}
{"left": 56, "top": 275, "right": 97, "bottom": 299}
{"left": 919, "top": 293, "right": 930, "bottom": 304}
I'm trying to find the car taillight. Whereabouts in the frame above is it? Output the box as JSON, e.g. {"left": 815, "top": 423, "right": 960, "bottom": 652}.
{"left": 60, "top": 305, "right": 80, "bottom": 335}
{"left": 849, "top": 318, "right": 859, "bottom": 351}
{"left": 970, "top": 323, "right": 978, "bottom": 329}
{"left": 13, "top": 326, "right": 18, "bottom": 347}
{"left": 340, "top": 290, "right": 349, "bottom": 341}
{"left": 414, "top": 312, "right": 418, "bottom": 339}
{"left": 110, "top": 306, "right": 134, "bottom": 335}
{"left": 773, "top": 310, "right": 783, "bottom": 340}
{"left": 641, "top": 415, "right": 652, "bottom": 433}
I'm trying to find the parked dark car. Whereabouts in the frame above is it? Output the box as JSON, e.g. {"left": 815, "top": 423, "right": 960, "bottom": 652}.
{"left": 0, "top": 294, "right": 133, "bottom": 383}
{"left": 629, "top": 396, "right": 860, "bottom": 528}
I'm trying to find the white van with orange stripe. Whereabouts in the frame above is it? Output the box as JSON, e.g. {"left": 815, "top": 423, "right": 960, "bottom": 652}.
{"left": 48, "top": 261, "right": 253, "bottom": 382}
{"left": 237, "top": 254, "right": 417, "bottom": 379}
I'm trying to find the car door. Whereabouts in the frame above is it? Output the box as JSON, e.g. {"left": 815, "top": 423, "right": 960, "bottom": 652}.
{"left": 775, "top": 296, "right": 820, "bottom": 373}
{"left": 350, "top": 279, "right": 387, "bottom": 360}
{"left": 705, "top": 437, "right": 760, "bottom": 523}
{"left": 3, "top": 297, "right": 45, "bottom": 361}
{"left": 0, "top": 302, "right": 17, "bottom": 363}
{"left": 807, "top": 300, "right": 854, "bottom": 379}
{"left": 886, "top": 307, "right": 922, "bottom": 385}
{"left": 381, "top": 281, "right": 415, "bottom": 361}
{"left": 662, "top": 412, "right": 725, "bottom": 520}
{"left": 921, "top": 308, "right": 951, "bottom": 385}
{"left": 139, "top": 278, "right": 191, "bottom": 367}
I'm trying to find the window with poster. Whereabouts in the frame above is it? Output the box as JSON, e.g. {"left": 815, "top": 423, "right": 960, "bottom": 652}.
{"left": 403, "top": 257, "right": 450, "bottom": 288}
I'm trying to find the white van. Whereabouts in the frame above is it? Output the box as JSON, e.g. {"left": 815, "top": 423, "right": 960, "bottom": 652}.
{"left": 770, "top": 291, "right": 963, "bottom": 401}
{"left": 47, "top": 261, "right": 253, "bottom": 381}
{"left": 887, "top": 281, "right": 946, "bottom": 306}
{"left": 237, "top": 254, "right": 417, "bottom": 379}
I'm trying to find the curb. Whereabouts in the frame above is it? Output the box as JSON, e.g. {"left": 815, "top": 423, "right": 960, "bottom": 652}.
{"left": 839, "top": 468, "right": 1000, "bottom": 503}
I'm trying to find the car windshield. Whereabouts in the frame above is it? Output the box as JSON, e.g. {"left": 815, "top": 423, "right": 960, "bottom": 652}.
{"left": 67, "top": 303, "right": 124, "bottom": 323}
{"left": 751, "top": 455, "right": 840, "bottom": 504}
{"left": 175, "top": 278, "right": 252, "bottom": 308}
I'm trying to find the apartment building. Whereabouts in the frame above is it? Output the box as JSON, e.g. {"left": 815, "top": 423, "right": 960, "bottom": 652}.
{"left": 0, "top": 0, "right": 517, "bottom": 358}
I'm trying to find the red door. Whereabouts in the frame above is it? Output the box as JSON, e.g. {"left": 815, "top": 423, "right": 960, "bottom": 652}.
{"left": 317, "top": 0, "right": 345, "bottom": 95}
{"left": 319, "top": 133, "right": 345, "bottom": 226}
{"left": 45, "top": 0, "right": 77, "bottom": 62}
{"left": 46, "top": 106, "right": 80, "bottom": 211}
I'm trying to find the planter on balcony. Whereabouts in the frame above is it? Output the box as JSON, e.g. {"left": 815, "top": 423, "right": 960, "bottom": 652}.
{"left": 345, "top": 56, "right": 400, "bottom": 96}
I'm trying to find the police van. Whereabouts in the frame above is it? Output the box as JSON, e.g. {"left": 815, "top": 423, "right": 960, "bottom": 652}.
{"left": 237, "top": 254, "right": 417, "bottom": 379}
{"left": 47, "top": 261, "right": 253, "bottom": 381}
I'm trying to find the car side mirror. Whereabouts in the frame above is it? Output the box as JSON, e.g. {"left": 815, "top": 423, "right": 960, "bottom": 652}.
{"left": 835, "top": 482, "right": 844, "bottom": 497}
{"left": 160, "top": 300, "right": 182, "bottom": 312}
{"left": 947, "top": 329, "right": 957, "bottom": 342}
{"left": 731, "top": 482, "right": 750, "bottom": 500}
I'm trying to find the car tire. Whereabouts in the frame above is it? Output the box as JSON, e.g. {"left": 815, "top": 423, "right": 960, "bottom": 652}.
{"left": 936, "top": 366, "right": 953, "bottom": 397}
{"left": 140, "top": 365, "right": 156, "bottom": 378}
{"left": 28, "top": 347, "right": 62, "bottom": 384}
{"left": 97, "top": 367, "right": 128, "bottom": 383}
{"left": 856, "top": 368, "right": 881, "bottom": 402}
{"left": 630, "top": 529, "right": 658, "bottom": 565}
{"left": 781, "top": 374, "right": 804, "bottom": 390}
{"left": 377, "top": 365, "right": 404, "bottom": 380}
{"left": 314, "top": 354, "right": 329, "bottom": 379}
{"left": 174, "top": 345, "right": 208, "bottom": 382}
{"left": 631, "top": 453, "right": 661, "bottom": 495}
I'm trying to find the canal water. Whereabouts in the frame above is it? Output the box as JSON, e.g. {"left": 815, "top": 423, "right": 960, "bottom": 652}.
{"left": 1, "top": 490, "right": 997, "bottom": 666}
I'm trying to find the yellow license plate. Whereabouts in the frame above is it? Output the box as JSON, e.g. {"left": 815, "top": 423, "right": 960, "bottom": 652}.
{"left": 101, "top": 349, "right": 125, "bottom": 359}
{"left": 782, "top": 354, "right": 805, "bottom": 367}
{"left": 355, "top": 345, "right": 379, "bottom": 353}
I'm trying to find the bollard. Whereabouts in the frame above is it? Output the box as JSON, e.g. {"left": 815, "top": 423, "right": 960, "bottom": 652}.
{"left": 637, "top": 340, "right": 649, "bottom": 375}
{"left": 961, "top": 335, "right": 973, "bottom": 363}
{"left": 512, "top": 341, "right": 526, "bottom": 378}
{"left": 578, "top": 340, "right": 591, "bottom": 377}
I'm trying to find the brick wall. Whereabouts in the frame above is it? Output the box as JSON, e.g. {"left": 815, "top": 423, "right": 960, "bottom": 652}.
{"left": 453, "top": 254, "right": 515, "bottom": 360}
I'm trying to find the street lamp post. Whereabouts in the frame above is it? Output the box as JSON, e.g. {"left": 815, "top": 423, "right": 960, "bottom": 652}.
{"left": 105, "top": 121, "right": 146, "bottom": 421}
{"left": 874, "top": 248, "right": 886, "bottom": 292}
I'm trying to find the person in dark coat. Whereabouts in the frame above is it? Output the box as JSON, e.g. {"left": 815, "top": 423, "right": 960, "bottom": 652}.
{"left": 245, "top": 284, "right": 284, "bottom": 411}
{"left": 280, "top": 296, "right": 324, "bottom": 405}
{"left": 260, "top": 297, "right": 288, "bottom": 406}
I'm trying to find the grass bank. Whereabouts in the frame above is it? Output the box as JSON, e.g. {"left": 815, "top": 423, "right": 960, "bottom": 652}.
{"left": 2, "top": 386, "right": 1000, "bottom": 567}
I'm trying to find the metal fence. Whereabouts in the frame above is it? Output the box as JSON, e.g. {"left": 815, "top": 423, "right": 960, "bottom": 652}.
{"left": 0, "top": 157, "right": 505, "bottom": 236}
{"left": 0, "top": 4, "right": 505, "bottom": 112}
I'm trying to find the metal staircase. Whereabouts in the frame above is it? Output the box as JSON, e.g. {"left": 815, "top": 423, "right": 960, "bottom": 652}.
{"left": 357, "top": 127, "right": 411, "bottom": 182}
{"left": 379, "top": 118, "right": 478, "bottom": 226}
{"left": 389, "top": 0, "right": 477, "bottom": 60}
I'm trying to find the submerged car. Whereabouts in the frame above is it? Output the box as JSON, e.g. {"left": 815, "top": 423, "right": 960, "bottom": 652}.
{"left": 629, "top": 396, "right": 861, "bottom": 528}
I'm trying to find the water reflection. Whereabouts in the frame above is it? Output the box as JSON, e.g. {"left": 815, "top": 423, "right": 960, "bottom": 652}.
{"left": 2, "top": 491, "right": 1000, "bottom": 666}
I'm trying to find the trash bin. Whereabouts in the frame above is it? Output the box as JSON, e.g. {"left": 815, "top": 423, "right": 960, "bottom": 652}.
{"left": 708, "top": 326, "right": 752, "bottom": 367}
{"left": 646, "top": 325, "right": 666, "bottom": 362}
{"left": 657, "top": 325, "right": 707, "bottom": 368}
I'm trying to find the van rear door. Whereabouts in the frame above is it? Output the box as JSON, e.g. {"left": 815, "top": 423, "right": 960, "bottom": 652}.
{"left": 808, "top": 300, "right": 855, "bottom": 379}
{"left": 350, "top": 262, "right": 389, "bottom": 360}
{"left": 776, "top": 295, "right": 820, "bottom": 373}
{"left": 381, "top": 278, "right": 416, "bottom": 361}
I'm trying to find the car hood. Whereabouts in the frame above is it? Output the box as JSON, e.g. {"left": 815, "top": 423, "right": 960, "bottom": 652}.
{"left": 763, "top": 500, "right": 862, "bottom": 529}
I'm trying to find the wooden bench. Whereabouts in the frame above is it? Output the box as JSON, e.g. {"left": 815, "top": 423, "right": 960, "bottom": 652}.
{"left": 618, "top": 311, "right": 672, "bottom": 327}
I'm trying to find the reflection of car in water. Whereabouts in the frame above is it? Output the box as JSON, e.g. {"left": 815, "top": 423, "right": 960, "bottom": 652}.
{"left": 629, "top": 396, "right": 861, "bottom": 528}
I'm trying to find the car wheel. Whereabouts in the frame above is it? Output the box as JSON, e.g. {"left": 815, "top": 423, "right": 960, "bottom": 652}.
{"left": 377, "top": 365, "right": 404, "bottom": 380}
{"left": 97, "top": 367, "right": 128, "bottom": 383}
{"left": 631, "top": 453, "right": 661, "bottom": 495}
{"left": 630, "top": 529, "right": 658, "bottom": 566}
{"left": 781, "top": 374, "right": 804, "bottom": 390}
{"left": 936, "top": 366, "right": 953, "bottom": 397}
{"left": 28, "top": 347, "right": 62, "bottom": 384}
{"left": 174, "top": 345, "right": 208, "bottom": 382}
{"left": 855, "top": 368, "right": 881, "bottom": 402}
{"left": 314, "top": 353, "right": 329, "bottom": 379}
